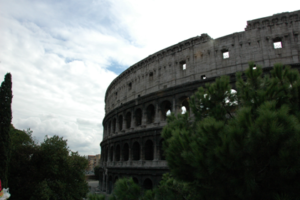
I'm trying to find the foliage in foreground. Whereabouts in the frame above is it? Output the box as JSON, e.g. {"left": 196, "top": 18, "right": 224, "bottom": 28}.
{"left": 162, "top": 63, "right": 300, "bottom": 200}
{"left": 0, "top": 73, "right": 13, "bottom": 188}
{"left": 8, "top": 126, "right": 89, "bottom": 200}
{"left": 109, "top": 177, "right": 141, "bottom": 200}
{"left": 87, "top": 193, "right": 105, "bottom": 200}
{"left": 109, "top": 175, "right": 197, "bottom": 200}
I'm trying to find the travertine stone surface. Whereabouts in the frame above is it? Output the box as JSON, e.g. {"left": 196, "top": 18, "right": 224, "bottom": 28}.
{"left": 105, "top": 10, "right": 300, "bottom": 114}
{"left": 99, "top": 10, "right": 300, "bottom": 193}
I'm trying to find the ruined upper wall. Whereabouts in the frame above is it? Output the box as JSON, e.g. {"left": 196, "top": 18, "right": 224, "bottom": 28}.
{"left": 104, "top": 10, "right": 300, "bottom": 114}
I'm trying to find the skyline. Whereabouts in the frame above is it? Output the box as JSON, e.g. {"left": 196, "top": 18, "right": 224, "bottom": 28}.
{"left": 0, "top": 0, "right": 298, "bottom": 155}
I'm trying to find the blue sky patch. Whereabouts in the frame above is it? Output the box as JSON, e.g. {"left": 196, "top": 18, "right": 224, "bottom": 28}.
{"left": 108, "top": 60, "right": 127, "bottom": 75}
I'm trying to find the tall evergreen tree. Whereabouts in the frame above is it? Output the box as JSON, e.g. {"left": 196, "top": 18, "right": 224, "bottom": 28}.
{"left": 0, "top": 73, "right": 12, "bottom": 188}
{"left": 162, "top": 63, "right": 300, "bottom": 200}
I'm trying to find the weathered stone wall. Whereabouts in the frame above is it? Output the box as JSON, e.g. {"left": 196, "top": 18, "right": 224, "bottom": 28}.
{"left": 105, "top": 10, "right": 300, "bottom": 114}
{"left": 99, "top": 10, "right": 300, "bottom": 193}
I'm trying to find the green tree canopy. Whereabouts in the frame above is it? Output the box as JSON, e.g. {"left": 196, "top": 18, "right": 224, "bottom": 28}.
{"left": 109, "top": 177, "right": 141, "bottom": 200}
{"left": 8, "top": 127, "right": 88, "bottom": 200}
{"left": 162, "top": 63, "right": 300, "bottom": 200}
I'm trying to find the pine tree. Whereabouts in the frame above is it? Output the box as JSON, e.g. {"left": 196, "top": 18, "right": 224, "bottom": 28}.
{"left": 162, "top": 63, "right": 300, "bottom": 200}
{"left": 0, "top": 73, "right": 13, "bottom": 188}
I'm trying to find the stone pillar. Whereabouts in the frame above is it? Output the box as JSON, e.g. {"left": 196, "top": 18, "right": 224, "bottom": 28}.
{"left": 122, "top": 113, "right": 126, "bottom": 131}
{"left": 129, "top": 143, "right": 132, "bottom": 162}
{"left": 131, "top": 109, "right": 135, "bottom": 129}
{"left": 154, "top": 101, "right": 160, "bottom": 123}
{"left": 172, "top": 96, "right": 178, "bottom": 115}
{"left": 109, "top": 121, "right": 112, "bottom": 136}
{"left": 112, "top": 145, "right": 116, "bottom": 162}
{"left": 141, "top": 140, "right": 145, "bottom": 161}
{"left": 142, "top": 105, "right": 147, "bottom": 125}
{"left": 153, "top": 136, "right": 158, "bottom": 161}
{"left": 120, "top": 143, "right": 123, "bottom": 161}
{"left": 116, "top": 115, "right": 119, "bottom": 133}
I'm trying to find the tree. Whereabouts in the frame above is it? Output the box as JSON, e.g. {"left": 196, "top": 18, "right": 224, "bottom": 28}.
{"left": 8, "top": 125, "right": 39, "bottom": 199}
{"left": 162, "top": 63, "right": 300, "bottom": 200}
{"left": 154, "top": 173, "right": 198, "bottom": 200}
{"left": 109, "top": 177, "right": 142, "bottom": 200}
{"left": 0, "top": 73, "right": 13, "bottom": 188}
{"left": 8, "top": 127, "right": 89, "bottom": 200}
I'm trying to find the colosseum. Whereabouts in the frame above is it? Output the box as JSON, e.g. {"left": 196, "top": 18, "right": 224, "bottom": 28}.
{"left": 99, "top": 10, "right": 300, "bottom": 193}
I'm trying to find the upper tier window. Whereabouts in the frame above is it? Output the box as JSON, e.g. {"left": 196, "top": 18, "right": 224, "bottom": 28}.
{"left": 128, "top": 82, "right": 132, "bottom": 90}
{"left": 149, "top": 72, "right": 153, "bottom": 80}
{"left": 273, "top": 41, "right": 282, "bottom": 49}
{"left": 223, "top": 51, "right": 229, "bottom": 59}
{"left": 273, "top": 38, "right": 282, "bottom": 49}
{"left": 180, "top": 61, "right": 186, "bottom": 70}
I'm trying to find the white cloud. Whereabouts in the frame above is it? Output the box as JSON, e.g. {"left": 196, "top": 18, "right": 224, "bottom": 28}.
{"left": 0, "top": 0, "right": 298, "bottom": 155}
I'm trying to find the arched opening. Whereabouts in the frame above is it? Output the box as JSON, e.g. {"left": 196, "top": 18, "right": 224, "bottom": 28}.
{"left": 115, "top": 145, "right": 120, "bottom": 161}
{"left": 159, "top": 139, "right": 165, "bottom": 160}
{"left": 110, "top": 146, "right": 114, "bottom": 161}
{"left": 145, "top": 140, "right": 154, "bottom": 160}
{"left": 143, "top": 178, "right": 153, "bottom": 190}
{"left": 149, "top": 72, "right": 154, "bottom": 81}
{"left": 181, "top": 97, "right": 190, "bottom": 115}
{"left": 146, "top": 104, "right": 155, "bottom": 124}
{"left": 132, "top": 142, "right": 140, "bottom": 160}
{"left": 133, "top": 177, "right": 139, "bottom": 184}
{"left": 123, "top": 143, "right": 129, "bottom": 161}
{"left": 112, "top": 118, "right": 116, "bottom": 133}
{"left": 118, "top": 115, "right": 123, "bottom": 131}
{"left": 135, "top": 108, "right": 142, "bottom": 126}
{"left": 161, "top": 100, "right": 172, "bottom": 120}
{"left": 108, "top": 176, "right": 113, "bottom": 194}
{"left": 114, "top": 176, "right": 119, "bottom": 184}
{"left": 126, "top": 112, "right": 131, "bottom": 129}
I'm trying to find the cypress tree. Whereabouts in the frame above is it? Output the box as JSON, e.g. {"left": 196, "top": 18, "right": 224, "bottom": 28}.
{"left": 0, "top": 73, "right": 13, "bottom": 188}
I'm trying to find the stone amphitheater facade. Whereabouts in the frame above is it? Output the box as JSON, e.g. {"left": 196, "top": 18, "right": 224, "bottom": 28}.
{"left": 99, "top": 10, "right": 300, "bottom": 193}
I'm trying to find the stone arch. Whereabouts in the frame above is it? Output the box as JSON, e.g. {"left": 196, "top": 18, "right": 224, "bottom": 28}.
{"left": 179, "top": 96, "right": 190, "bottom": 115}
{"left": 135, "top": 108, "right": 142, "bottom": 126}
{"left": 132, "top": 141, "right": 141, "bottom": 160}
{"left": 133, "top": 177, "right": 139, "bottom": 184}
{"left": 123, "top": 143, "right": 129, "bottom": 161}
{"left": 115, "top": 144, "right": 120, "bottom": 161}
{"left": 114, "top": 176, "right": 119, "bottom": 184}
{"left": 159, "top": 139, "right": 166, "bottom": 160}
{"left": 125, "top": 112, "right": 131, "bottom": 129}
{"left": 118, "top": 115, "right": 123, "bottom": 131}
{"left": 144, "top": 139, "right": 154, "bottom": 160}
{"left": 146, "top": 104, "right": 155, "bottom": 124}
{"left": 160, "top": 100, "right": 172, "bottom": 120}
{"left": 143, "top": 178, "right": 153, "bottom": 190}
{"left": 110, "top": 146, "right": 114, "bottom": 161}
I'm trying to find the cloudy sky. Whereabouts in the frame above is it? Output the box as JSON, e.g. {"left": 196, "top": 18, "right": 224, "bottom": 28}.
{"left": 0, "top": 0, "right": 298, "bottom": 155}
